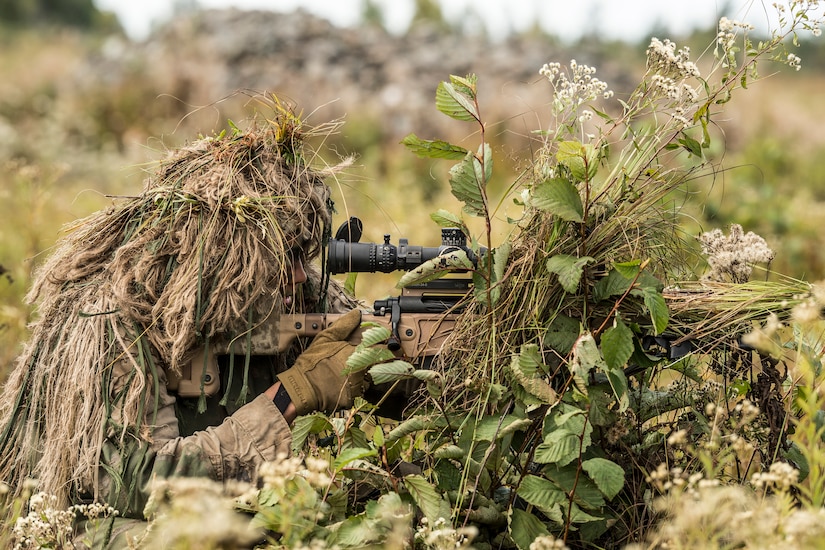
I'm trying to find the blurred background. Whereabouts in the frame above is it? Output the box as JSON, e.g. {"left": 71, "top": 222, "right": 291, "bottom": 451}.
{"left": 1, "top": 0, "right": 824, "bottom": 371}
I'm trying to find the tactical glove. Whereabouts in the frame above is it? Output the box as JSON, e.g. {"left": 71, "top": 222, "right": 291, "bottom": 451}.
{"left": 277, "top": 309, "right": 365, "bottom": 415}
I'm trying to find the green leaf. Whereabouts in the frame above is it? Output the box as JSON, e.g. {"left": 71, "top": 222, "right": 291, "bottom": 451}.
{"left": 593, "top": 268, "right": 633, "bottom": 303}
{"left": 570, "top": 333, "right": 606, "bottom": 396}
{"left": 397, "top": 249, "right": 474, "bottom": 288}
{"left": 534, "top": 429, "right": 580, "bottom": 466}
{"left": 330, "top": 515, "right": 385, "bottom": 547}
{"left": 530, "top": 177, "right": 584, "bottom": 222}
{"left": 448, "top": 151, "right": 486, "bottom": 216}
{"left": 345, "top": 346, "right": 395, "bottom": 373}
{"left": 557, "top": 141, "right": 598, "bottom": 182}
{"left": 291, "top": 413, "right": 333, "bottom": 454}
{"left": 436, "top": 80, "right": 479, "bottom": 122}
{"left": 429, "top": 209, "right": 468, "bottom": 235}
{"left": 605, "top": 367, "right": 630, "bottom": 412}
{"left": 493, "top": 241, "right": 511, "bottom": 283}
{"left": 368, "top": 360, "right": 415, "bottom": 385}
{"left": 601, "top": 317, "right": 634, "bottom": 371}
{"left": 401, "top": 133, "right": 469, "bottom": 160}
{"left": 613, "top": 260, "right": 641, "bottom": 279}
{"left": 404, "top": 474, "right": 452, "bottom": 524}
{"left": 544, "top": 464, "right": 606, "bottom": 510}
{"left": 372, "top": 424, "right": 385, "bottom": 448}
{"left": 546, "top": 254, "right": 594, "bottom": 294}
{"left": 334, "top": 447, "right": 378, "bottom": 473}
{"left": 642, "top": 287, "right": 669, "bottom": 335}
{"left": 474, "top": 414, "right": 532, "bottom": 442}
{"left": 344, "top": 272, "right": 358, "bottom": 295}
{"left": 544, "top": 314, "right": 581, "bottom": 355}
{"left": 358, "top": 325, "right": 391, "bottom": 348}
{"left": 582, "top": 458, "right": 625, "bottom": 500}
{"left": 517, "top": 474, "right": 567, "bottom": 518}
{"left": 678, "top": 133, "right": 703, "bottom": 157}
{"left": 510, "top": 345, "right": 557, "bottom": 405}
{"left": 509, "top": 508, "right": 551, "bottom": 550}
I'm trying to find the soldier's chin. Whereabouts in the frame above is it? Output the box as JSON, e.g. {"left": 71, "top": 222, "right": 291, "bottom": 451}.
{"left": 283, "top": 295, "right": 293, "bottom": 308}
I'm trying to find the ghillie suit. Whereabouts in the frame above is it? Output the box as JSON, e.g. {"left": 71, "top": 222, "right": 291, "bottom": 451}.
{"left": 0, "top": 102, "right": 351, "bottom": 518}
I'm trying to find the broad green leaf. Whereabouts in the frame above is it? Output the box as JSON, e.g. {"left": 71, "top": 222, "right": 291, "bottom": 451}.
{"left": 530, "top": 177, "right": 583, "bottom": 222}
{"left": 605, "top": 367, "right": 630, "bottom": 412}
{"left": 582, "top": 458, "right": 625, "bottom": 500}
{"left": 570, "top": 333, "right": 606, "bottom": 396}
{"left": 568, "top": 502, "right": 604, "bottom": 523}
{"left": 592, "top": 269, "right": 633, "bottom": 303}
{"left": 510, "top": 345, "right": 557, "bottom": 405}
{"left": 344, "top": 272, "right": 358, "bottom": 295}
{"left": 404, "top": 474, "right": 452, "bottom": 524}
{"left": 397, "top": 249, "right": 474, "bottom": 288}
{"left": 678, "top": 133, "right": 703, "bottom": 157}
{"left": 544, "top": 314, "right": 581, "bottom": 355}
{"left": 544, "top": 464, "right": 606, "bottom": 510}
{"left": 345, "top": 346, "right": 395, "bottom": 372}
{"left": 412, "top": 369, "right": 441, "bottom": 381}
{"left": 433, "top": 444, "right": 464, "bottom": 460}
{"left": 449, "top": 74, "right": 477, "bottom": 95}
{"left": 613, "top": 260, "right": 641, "bottom": 280}
{"left": 449, "top": 151, "right": 486, "bottom": 216}
{"left": 546, "top": 254, "right": 594, "bottom": 294}
{"left": 386, "top": 416, "right": 429, "bottom": 443}
{"left": 534, "top": 429, "right": 580, "bottom": 466}
{"left": 334, "top": 447, "right": 378, "bottom": 473}
{"left": 429, "top": 209, "right": 468, "bottom": 235}
{"left": 433, "top": 459, "right": 463, "bottom": 491}
{"left": 493, "top": 241, "right": 511, "bottom": 283}
{"left": 401, "top": 133, "right": 468, "bottom": 160}
{"left": 368, "top": 360, "right": 415, "bottom": 384}
{"left": 479, "top": 142, "right": 493, "bottom": 184}
{"left": 601, "top": 317, "right": 634, "bottom": 371}
{"left": 517, "top": 474, "right": 568, "bottom": 516}
{"left": 291, "top": 413, "right": 333, "bottom": 454}
{"left": 548, "top": 407, "right": 593, "bottom": 453}
{"left": 642, "top": 287, "right": 669, "bottom": 335}
{"left": 474, "top": 414, "right": 532, "bottom": 442}
{"left": 330, "top": 515, "right": 386, "bottom": 547}
{"left": 509, "top": 508, "right": 551, "bottom": 550}
{"left": 588, "top": 387, "right": 618, "bottom": 427}
{"left": 358, "top": 325, "right": 392, "bottom": 348}
{"left": 372, "top": 424, "right": 385, "bottom": 448}
{"left": 436, "top": 80, "right": 479, "bottom": 122}
{"left": 472, "top": 268, "right": 490, "bottom": 306}
{"left": 556, "top": 141, "right": 598, "bottom": 182}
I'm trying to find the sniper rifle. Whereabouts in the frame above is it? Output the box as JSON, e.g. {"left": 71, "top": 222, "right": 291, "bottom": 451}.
{"left": 168, "top": 218, "right": 481, "bottom": 408}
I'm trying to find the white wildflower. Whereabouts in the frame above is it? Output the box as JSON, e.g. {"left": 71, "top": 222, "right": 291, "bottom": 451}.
{"left": 667, "top": 429, "right": 688, "bottom": 447}
{"left": 698, "top": 224, "right": 775, "bottom": 283}
{"left": 540, "top": 59, "right": 613, "bottom": 116}
{"left": 647, "top": 37, "right": 701, "bottom": 78}
{"left": 530, "top": 534, "right": 570, "bottom": 549}
{"left": 751, "top": 461, "right": 799, "bottom": 492}
{"left": 787, "top": 53, "right": 802, "bottom": 70}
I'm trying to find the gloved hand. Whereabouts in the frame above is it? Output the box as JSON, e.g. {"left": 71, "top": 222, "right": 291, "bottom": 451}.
{"left": 277, "top": 309, "right": 365, "bottom": 415}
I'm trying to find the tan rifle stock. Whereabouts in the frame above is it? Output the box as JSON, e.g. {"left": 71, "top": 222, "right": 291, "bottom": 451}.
{"left": 167, "top": 310, "right": 457, "bottom": 397}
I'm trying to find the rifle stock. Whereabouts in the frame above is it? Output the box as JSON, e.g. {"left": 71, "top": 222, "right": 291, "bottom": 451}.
{"left": 168, "top": 307, "right": 459, "bottom": 398}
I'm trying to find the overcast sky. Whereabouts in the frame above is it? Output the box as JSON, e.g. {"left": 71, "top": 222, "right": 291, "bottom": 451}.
{"left": 91, "top": 0, "right": 780, "bottom": 42}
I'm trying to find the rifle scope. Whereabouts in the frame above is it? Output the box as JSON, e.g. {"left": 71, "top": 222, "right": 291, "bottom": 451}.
{"left": 327, "top": 227, "right": 477, "bottom": 274}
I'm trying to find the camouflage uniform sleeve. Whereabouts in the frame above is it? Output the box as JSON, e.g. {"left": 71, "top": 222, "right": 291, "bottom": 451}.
{"left": 91, "top": 365, "right": 292, "bottom": 519}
